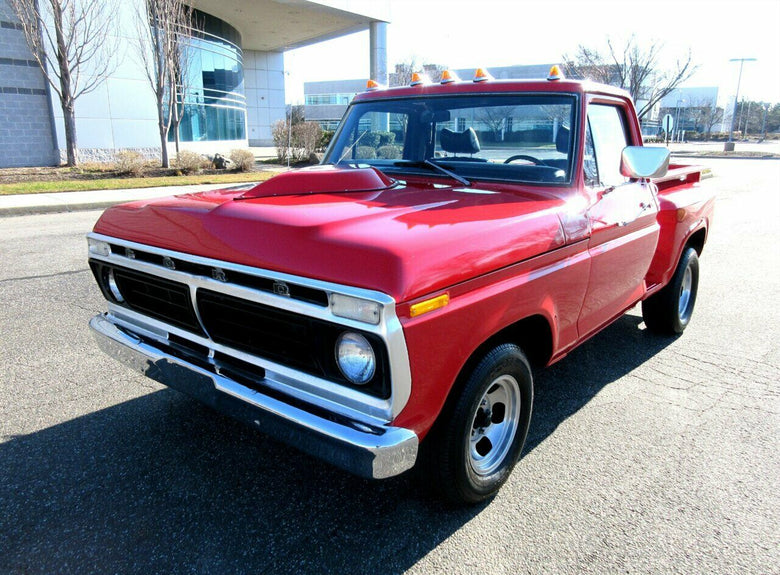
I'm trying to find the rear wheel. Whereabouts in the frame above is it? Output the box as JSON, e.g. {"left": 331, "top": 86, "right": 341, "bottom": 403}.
{"left": 642, "top": 247, "right": 700, "bottom": 335}
{"left": 423, "top": 344, "right": 533, "bottom": 504}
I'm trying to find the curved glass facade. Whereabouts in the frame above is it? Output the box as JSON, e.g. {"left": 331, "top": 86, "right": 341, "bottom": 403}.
{"left": 172, "top": 10, "right": 246, "bottom": 142}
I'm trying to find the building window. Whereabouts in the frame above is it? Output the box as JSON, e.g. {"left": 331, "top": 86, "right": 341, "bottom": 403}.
{"left": 305, "top": 93, "right": 357, "bottom": 106}
{"left": 170, "top": 10, "right": 246, "bottom": 142}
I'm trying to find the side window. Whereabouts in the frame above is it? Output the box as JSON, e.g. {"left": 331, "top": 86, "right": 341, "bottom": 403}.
{"left": 586, "top": 104, "right": 629, "bottom": 187}
{"left": 583, "top": 121, "right": 598, "bottom": 186}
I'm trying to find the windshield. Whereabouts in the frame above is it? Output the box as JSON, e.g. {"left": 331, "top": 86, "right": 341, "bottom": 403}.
{"left": 324, "top": 94, "right": 577, "bottom": 185}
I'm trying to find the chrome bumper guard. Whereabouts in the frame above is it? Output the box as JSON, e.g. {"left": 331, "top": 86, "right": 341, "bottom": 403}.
{"left": 90, "top": 314, "right": 418, "bottom": 479}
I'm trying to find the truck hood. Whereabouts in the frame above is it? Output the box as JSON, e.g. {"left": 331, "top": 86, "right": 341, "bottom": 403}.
{"left": 93, "top": 166, "right": 566, "bottom": 302}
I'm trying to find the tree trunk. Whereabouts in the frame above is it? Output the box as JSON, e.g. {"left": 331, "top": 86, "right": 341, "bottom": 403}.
{"left": 156, "top": 88, "right": 170, "bottom": 168}
{"left": 158, "top": 106, "right": 170, "bottom": 168}
{"left": 159, "top": 124, "right": 169, "bottom": 168}
{"left": 173, "top": 104, "right": 181, "bottom": 155}
{"left": 52, "top": 1, "right": 78, "bottom": 166}
{"left": 62, "top": 101, "right": 77, "bottom": 166}
{"left": 171, "top": 77, "right": 182, "bottom": 155}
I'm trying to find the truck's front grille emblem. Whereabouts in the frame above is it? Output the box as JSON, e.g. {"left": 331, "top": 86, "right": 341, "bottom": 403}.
{"left": 273, "top": 281, "right": 290, "bottom": 297}
{"left": 212, "top": 267, "right": 227, "bottom": 282}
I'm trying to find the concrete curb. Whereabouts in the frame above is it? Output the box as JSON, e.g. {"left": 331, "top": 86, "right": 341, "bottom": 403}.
{"left": 0, "top": 201, "right": 138, "bottom": 217}
{"left": 0, "top": 182, "right": 258, "bottom": 217}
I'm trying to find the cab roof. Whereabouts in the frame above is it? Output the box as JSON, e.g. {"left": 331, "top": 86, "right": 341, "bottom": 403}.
{"left": 352, "top": 78, "right": 631, "bottom": 102}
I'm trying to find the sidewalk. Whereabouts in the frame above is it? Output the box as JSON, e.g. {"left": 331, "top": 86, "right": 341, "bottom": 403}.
{"left": 668, "top": 140, "right": 780, "bottom": 155}
{"left": 0, "top": 181, "right": 258, "bottom": 217}
{"left": 652, "top": 140, "right": 780, "bottom": 158}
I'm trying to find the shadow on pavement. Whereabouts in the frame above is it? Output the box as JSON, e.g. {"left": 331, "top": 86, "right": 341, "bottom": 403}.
{"left": 0, "top": 313, "right": 674, "bottom": 574}
{"left": 526, "top": 313, "right": 674, "bottom": 454}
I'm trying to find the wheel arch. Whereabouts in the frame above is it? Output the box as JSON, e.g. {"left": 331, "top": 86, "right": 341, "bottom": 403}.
{"left": 469, "top": 313, "right": 554, "bottom": 371}
{"left": 686, "top": 226, "right": 707, "bottom": 255}
{"left": 438, "top": 314, "right": 552, "bottom": 424}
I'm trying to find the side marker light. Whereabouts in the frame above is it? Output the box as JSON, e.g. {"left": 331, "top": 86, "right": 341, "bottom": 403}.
{"left": 410, "top": 294, "right": 450, "bottom": 318}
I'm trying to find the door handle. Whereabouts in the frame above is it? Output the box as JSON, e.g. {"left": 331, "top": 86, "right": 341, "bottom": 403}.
{"left": 618, "top": 202, "right": 654, "bottom": 227}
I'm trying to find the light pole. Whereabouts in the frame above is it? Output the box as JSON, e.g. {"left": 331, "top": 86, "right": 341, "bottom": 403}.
{"left": 287, "top": 104, "right": 292, "bottom": 168}
{"left": 285, "top": 71, "right": 292, "bottom": 167}
{"left": 726, "top": 57, "right": 756, "bottom": 151}
{"left": 675, "top": 99, "right": 685, "bottom": 142}
{"left": 760, "top": 104, "right": 768, "bottom": 142}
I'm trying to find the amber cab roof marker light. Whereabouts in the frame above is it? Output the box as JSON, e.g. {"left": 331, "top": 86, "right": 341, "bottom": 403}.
{"left": 440, "top": 70, "right": 461, "bottom": 84}
{"left": 473, "top": 68, "right": 493, "bottom": 82}
{"left": 410, "top": 72, "right": 431, "bottom": 86}
{"left": 366, "top": 79, "right": 383, "bottom": 91}
{"left": 547, "top": 65, "right": 564, "bottom": 81}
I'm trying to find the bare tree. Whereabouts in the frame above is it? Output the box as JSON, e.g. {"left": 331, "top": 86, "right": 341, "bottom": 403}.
{"left": 9, "top": 0, "right": 118, "bottom": 166}
{"left": 689, "top": 99, "right": 723, "bottom": 138}
{"left": 287, "top": 104, "right": 305, "bottom": 125}
{"left": 563, "top": 36, "right": 697, "bottom": 120}
{"left": 134, "top": 0, "right": 193, "bottom": 168}
{"left": 477, "top": 106, "right": 518, "bottom": 142}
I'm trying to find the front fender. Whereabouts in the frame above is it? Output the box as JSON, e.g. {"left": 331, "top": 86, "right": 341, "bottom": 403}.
{"left": 391, "top": 242, "right": 590, "bottom": 438}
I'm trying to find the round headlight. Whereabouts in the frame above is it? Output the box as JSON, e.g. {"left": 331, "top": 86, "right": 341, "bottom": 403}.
{"left": 335, "top": 332, "right": 376, "bottom": 385}
{"left": 107, "top": 269, "right": 124, "bottom": 303}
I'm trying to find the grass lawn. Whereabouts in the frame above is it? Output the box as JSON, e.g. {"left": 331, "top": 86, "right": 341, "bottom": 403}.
{"left": 0, "top": 170, "right": 280, "bottom": 196}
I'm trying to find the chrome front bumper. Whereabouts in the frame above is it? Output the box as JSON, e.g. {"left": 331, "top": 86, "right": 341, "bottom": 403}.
{"left": 90, "top": 314, "right": 418, "bottom": 479}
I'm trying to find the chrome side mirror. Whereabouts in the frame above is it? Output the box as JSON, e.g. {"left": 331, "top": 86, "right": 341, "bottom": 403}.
{"left": 620, "top": 146, "right": 670, "bottom": 179}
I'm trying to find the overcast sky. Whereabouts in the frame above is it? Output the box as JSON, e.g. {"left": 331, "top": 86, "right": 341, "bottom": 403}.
{"left": 284, "top": 0, "right": 780, "bottom": 105}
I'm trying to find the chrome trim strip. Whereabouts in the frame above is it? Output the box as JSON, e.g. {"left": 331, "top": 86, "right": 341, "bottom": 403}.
{"left": 187, "top": 283, "right": 212, "bottom": 340}
{"left": 90, "top": 314, "right": 418, "bottom": 479}
{"left": 88, "top": 232, "right": 412, "bottom": 421}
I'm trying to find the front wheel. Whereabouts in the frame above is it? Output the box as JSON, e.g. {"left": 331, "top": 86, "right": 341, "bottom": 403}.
{"left": 642, "top": 247, "right": 700, "bottom": 335}
{"left": 422, "top": 344, "right": 533, "bottom": 504}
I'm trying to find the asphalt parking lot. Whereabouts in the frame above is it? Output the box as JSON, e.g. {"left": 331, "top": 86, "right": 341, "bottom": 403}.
{"left": 1, "top": 158, "right": 778, "bottom": 574}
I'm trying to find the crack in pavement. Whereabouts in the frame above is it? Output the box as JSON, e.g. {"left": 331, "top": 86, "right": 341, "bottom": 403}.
{"left": 0, "top": 269, "right": 89, "bottom": 285}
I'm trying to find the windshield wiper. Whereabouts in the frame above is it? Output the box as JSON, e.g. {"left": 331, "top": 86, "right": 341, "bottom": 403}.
{"left": 337, "top": 130, "right": 370, "bottom": 163}
{"left": 394, "top": 160, "right": 471, "bottom": 187}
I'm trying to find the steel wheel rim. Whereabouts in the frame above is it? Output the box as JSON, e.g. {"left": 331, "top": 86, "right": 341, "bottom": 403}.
{"left": 468, "top": 375, "right": 521, "bottom": 476}
{"left": 679, "top": 265, "right": 693, "bottom": 321}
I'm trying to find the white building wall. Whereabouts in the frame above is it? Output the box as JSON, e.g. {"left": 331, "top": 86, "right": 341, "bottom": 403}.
{"left": 45, "top": 0, "right": 164, "bottom": 161}
{"left": 244, "top": 50, "right": 285, "bottom": 146}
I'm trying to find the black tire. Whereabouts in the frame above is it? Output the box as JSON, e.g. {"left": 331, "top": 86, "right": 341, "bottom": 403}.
{"left": 421, "top": 344, "right": 533, "bottom": 504}
{"left": 642, "top": 246, "right": 700, "bottom": 335}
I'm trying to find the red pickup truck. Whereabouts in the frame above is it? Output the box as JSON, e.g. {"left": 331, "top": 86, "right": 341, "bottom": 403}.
{"left": 88, "top": 68, "right": 713, "bottom": 503}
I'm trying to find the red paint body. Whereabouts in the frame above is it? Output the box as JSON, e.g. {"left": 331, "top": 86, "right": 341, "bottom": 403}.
{"left": 93, "top": 80, "right": 714, "bottom": 440}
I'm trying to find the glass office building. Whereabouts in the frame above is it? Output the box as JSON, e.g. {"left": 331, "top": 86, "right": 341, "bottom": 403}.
{"left": 174, "top": 10, "right": 246, "bottom": 142}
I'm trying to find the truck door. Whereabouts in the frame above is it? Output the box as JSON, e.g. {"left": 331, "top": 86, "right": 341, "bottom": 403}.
{"left": 577, "top": 102, "right": 660, "bottom": 337}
